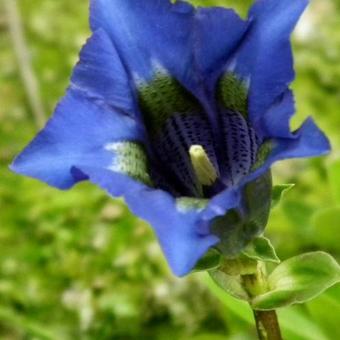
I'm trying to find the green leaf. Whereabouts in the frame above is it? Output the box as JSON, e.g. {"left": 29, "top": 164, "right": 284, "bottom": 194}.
{"left": 271, "top": 184, "right": 295, "bottom": 209}
{"left": 242, "top": 236, "right": 280, "bottom": 263}
{"left": 252, "top": 252, "right": 340, "bottom": 310}
{"left": 192, "top": 249, "right": 222, "bottom": 272}
{"left": 208, "top": 270, "right": 249, "bottom": 301}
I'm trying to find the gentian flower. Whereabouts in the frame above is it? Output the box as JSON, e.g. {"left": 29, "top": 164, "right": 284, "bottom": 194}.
{"left": 11, "top": 0, "right": 330, "bottom": 276}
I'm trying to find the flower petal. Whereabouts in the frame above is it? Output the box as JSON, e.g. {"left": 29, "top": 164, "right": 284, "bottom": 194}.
{"left": 194, "top": 6, "right": 249, "bottom": 78}
{"left": 90, "top": 0, "right": 198, "bottom": 87}
{"left": 70, "top": 29, "right": 136, "bottom": 115}
{"left": 89, "top": 0, "right": 251, "bottom": 138}
{"left": 90, "top": 0, "right": 248, "bottom": 93}
{"left": 74, "top": 166, "right": 219, "bottom": 276}
{"left": 11, "top": 28, "right": 147, "bottom": 189}
{"left": 245, "top": 117, "right": 331, "bottom": 187}
{"left": 265, "top": 117, "right": 331, "bottom": 164}
{"left": 10, "top": 90, "right": 143, "bottom": 189}
{"left": 232, "top": 0, "right": 308, "bottom": 123}
{"left": 258, "top": 90, "right": 296, "bottom": 139}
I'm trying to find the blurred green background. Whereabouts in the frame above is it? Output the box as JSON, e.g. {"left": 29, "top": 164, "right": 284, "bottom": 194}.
{"left": 1, "top": 0, "right": 340, "bottom": 339}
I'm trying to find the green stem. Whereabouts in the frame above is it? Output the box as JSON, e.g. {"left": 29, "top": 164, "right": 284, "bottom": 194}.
{"left": 241, "top": 264, "right": 283, "bottom": 340}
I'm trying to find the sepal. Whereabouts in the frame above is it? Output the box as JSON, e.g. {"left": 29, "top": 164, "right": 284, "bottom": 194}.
{"left": 209, "top": 270, "right": 249, "bottom": 301}
{"left": 192, "top": 248, "right": 222, "bottom": 272}
{"left": 208, "top": 257, "right": 258, "bottom": 301}
{"left": 271, "top": 184, "right": 295, "bottom": 209}
{"left": 243, "top": 236, "right": 280, "bottom": 264}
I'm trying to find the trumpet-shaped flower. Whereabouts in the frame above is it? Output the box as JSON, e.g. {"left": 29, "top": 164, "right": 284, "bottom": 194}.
{"left": 11, "top": 0, "right": 330, "bottom": 276}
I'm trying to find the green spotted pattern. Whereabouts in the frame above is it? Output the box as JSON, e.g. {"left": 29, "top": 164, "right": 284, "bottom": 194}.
{"left": 106, "top": 142, "right": 153, "bottom": 186}
{"left": 218, "top": 73, "right": 248, "bottom": 118}
{"left": 251, "top": 140, "right": 274, "bottom": 171}
{"left": 138, "top": 73, "right": 201, "bottom": 135}
{"left": 176, "top": 197, "right": 209, "bottom": 212}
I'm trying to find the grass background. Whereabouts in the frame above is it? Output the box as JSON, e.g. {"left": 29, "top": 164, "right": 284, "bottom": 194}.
{"left": 1, "top": 0, "right": 340, "bottom": 339}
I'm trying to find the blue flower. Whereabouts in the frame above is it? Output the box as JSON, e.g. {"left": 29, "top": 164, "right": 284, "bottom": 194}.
{"left": 11, "top": 0, "right": 330, "bottom": 276}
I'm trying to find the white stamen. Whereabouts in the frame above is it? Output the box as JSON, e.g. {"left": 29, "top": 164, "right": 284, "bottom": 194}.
{"left": 189, "top": 145, "right": 218, "bottom": 186}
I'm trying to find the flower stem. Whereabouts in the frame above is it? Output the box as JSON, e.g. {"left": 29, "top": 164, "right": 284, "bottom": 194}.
{"left": 252, "top": 309, "right": 282, "bottom": 340}
{"left": 241, "top": 264, "right": 283, "bottom": 340}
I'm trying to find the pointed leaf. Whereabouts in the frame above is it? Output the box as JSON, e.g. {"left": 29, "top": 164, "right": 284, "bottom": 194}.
{"left": 209, "top": 270, "right": 249, "bottom": 301}
{"left": 252, "top": 252, "right": 340, "bottom": 310}
{"left": 192, "top": 248, "right": 222, "bottom": 272}
{"left": 271, "top": 184, "right": 295, "bottom": 209}
{"left": 243, "top": 236, "right": 280, "bottom": 263}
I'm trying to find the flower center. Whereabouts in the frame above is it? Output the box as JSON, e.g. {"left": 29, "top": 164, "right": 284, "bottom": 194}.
{"left": 137, "top": 71, "right": 260, "bottom": 198}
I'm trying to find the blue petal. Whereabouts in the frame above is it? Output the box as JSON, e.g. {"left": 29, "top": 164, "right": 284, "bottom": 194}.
{"left": 90, "top": 1, "right": 248, "bottom": 94}
{"left": 11, "top": 90, "right": 143, "bottom": 189}
{"left": 90, "top": 0, "right": 198, "bottom": 87}
{"left": 258, "top": 90, "right": 296, "bottom": 139}
{"left": 202, "top": 188, "right": 241, "bottom": 222}
{"left": 89, "top": 0, "right": 251, "bottom": 141}
{"left": 71, "top": 29, "right": 136, "bottom": 115}
{"left": 194, "top": 7, "right": 248, "bottom": 78}
{"left": 75, "top": 166, "right": 219, "bottom": 276}
{"left": 266, "top": 117, "right": 331, "bottom": 163}
{"left": 11, "top": 29, "right": 145, "bottom": 189}
{"left": 232, "top": 0, "right": 308, "bottom": 123}
{"left": 247, "top": 117, "right": 330, "bottom": 185}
